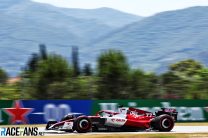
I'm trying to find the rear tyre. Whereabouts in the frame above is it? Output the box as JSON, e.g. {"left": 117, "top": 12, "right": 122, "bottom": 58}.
{"left": 151, "top": 114, "right": 174, "bottom": 132}
{"left": 74, "top": 116, "right": 92, "bottom": 133}
{"left": 45, "top": 121, "right": 57, "bottom": 130}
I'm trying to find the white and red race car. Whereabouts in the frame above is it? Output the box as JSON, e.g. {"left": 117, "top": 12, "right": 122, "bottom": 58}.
{"left": 46, "top": 107, "right": 177, "bottom": 133}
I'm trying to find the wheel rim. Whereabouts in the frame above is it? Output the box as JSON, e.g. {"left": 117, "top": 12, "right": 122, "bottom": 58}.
{"left": 79, "top": 119, "right": 89, "bottom": 129}
{"left": 161, "top": 118, "right": 171, "bottom": 129}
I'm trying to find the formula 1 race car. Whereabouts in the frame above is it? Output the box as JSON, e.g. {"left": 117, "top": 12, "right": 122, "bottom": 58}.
{"left": 45, "top": 107, "right": 178, "bottom": 133}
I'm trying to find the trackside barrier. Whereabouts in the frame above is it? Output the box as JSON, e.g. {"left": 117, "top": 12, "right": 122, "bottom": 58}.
{"left": 0, "top": 100, "right": 207, "bottom": 124}
{"left": 0, "top": 100, "right": 92, "bottom": 124}
{"left": 92, "top": 100, "right": 208, "bottom": 122}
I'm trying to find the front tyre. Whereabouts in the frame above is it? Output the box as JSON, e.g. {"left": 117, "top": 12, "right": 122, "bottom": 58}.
{"left": 151, "top": 114, "right": 174, "bottom": 132}
{"left": 74, "top": 116, "right": 92, "bottom": 133}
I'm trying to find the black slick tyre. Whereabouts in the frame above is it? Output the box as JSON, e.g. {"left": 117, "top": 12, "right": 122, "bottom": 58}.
{"left": 73, "top": 116, "right": 92, "bottom": 133}
{"left": 151, "top": 114, "right": 174, "bottom": 132}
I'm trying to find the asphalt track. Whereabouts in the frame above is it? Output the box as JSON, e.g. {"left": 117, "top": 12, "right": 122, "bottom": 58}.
{"left": 41, "top": 126, "right": 208, "bottom": 136}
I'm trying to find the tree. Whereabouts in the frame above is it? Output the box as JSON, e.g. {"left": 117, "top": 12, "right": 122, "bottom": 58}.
{"left": 67, "top": 76, "right": 96, "bottom": 99}
{"left": 39, "top": 44, "right": 48, "bottom": 60}
{"left": 189, "top": 68, "right": 208, "bottom": 99}
{"left": 26, "top": 44, "right": 48, "bottom": 73}
{"left": 0, "top": 68, "right": 8, "bottom": 84}
{"left": 129, "top": 69, "right": 147, "bottom": 99}
{"left": 170, "top": 59, "right": 203, "bottom": 78}
{"left": 27, "top": 54, "right": 73, "bottom": 99}
{"left": 83, "top": 63, "right": 93, "bottom": 76}
{"left": 144, "top": 73, "right": 160, "bottom": 98}
{"left": 72, "top": 46, "right": 80, "bottom": 77}
{"left": 160, "top": 72, "right": 189, "bottom": 98}
{"left": 96, "top": 50, "right": 129, "bottom": 99}
{"left": 129, "top": 71, "right": 159, "bottom": 99}
{"left": 27, "top": 53, "right": 39, "bottom": 72}
{"left": 162, "top": 59, "right": 204, "bottom": 99}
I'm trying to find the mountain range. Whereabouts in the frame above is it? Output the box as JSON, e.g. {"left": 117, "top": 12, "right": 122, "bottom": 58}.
{"left": 90, "top": 6, "right": 208, "bottom": 72}
{"left": 0, "top": 0, "right": 208, "bottom": 76}
{"left": 0, "top": 0, "right": 142, "bottom": 76}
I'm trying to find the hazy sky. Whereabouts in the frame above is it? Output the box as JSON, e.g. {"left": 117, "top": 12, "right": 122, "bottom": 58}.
{"left": 32, "top": 0, "right": 208, "bottom": 16}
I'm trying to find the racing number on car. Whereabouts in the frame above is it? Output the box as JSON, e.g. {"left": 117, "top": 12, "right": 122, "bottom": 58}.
{"left": 44, "top": 104, "right": 71, "bottom": 121}
{"left": 145, "top": 113, "right": 153, "bottom": 117}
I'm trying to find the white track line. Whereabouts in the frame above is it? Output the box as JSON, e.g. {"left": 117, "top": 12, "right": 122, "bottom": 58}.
{"left": 40, "top": 126, "right": 208, "bottom": 136}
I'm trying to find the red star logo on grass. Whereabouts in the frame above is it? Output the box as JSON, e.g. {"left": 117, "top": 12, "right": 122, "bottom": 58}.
{"left": 3, "top": 100, "right": 33, "bottom": 124}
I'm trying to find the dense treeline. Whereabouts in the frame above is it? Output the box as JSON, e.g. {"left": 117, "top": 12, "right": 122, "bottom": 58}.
{"left": 0, "top": 45, "right": 208, "bottom": 99}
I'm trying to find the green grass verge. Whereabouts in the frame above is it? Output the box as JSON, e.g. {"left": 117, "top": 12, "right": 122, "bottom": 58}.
{"left": 176, "top": 122, "right": 208, "bottom": 126}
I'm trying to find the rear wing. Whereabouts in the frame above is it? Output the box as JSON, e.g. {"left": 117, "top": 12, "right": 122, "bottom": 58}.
{"left": 155, "top": 108, "right": 178, "bottom": 121}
